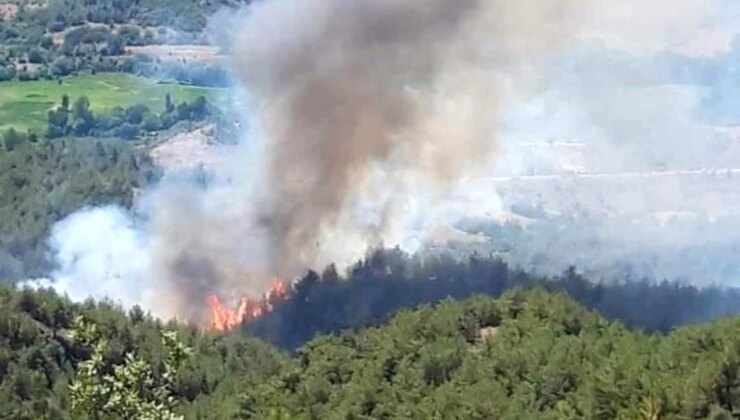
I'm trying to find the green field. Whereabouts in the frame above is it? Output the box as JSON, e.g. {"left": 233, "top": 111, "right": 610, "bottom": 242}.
{"left": 0, "top": 74, "right": 226, "bottom": 133}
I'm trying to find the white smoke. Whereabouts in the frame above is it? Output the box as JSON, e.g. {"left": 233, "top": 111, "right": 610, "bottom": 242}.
{"left": 470, "top": 0, "right": 740, "bottom": 285}
{"left": 24, "top": 207, "right": 157, "bottom": 312}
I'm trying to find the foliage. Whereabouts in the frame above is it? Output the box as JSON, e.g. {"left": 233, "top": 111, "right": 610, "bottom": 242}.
{"left": 0, "top": 283, "right": 288, "bottom": 419}
{"left": 69, "top": 316, "right": 191, "bottom": 419}
{"left": 0, "top": 0, "right": 249, "bottom": 81}
{"left": 248, "top": 249, "right": 740, "bottom": 351}
{"left": 0, "top": 73, "right": 222, "bottom": 134}
{"left": 4, "top": 262, "right": 740, "bottom": 418}
{"left": 243, "top": 288, "right": 740, "bottom": 419}
{"left": 0, "top": 137, "right": 159, "bottom": 281}
{"left": 45, "top": 93, "right": 211, "bottom": 139}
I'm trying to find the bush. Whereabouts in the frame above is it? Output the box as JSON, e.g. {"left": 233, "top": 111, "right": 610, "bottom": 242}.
{"left": 65, "top": 26, "right": 110, "bottom": 46}
{"left": 160, "top": 112, "right": 178, "bottom": 130}
{"left": 104, "top": 35, "right": 125, "bottom": 56}
{"left": 45, "top": 125, "right": 65, "bottom": 139}
{"left": 97, "top": 114, "right": 125, "bottom": 131}
{"left": 47, "top": 21, "right": 66, "bottom": 33}
{"left": 141, "top": 114, "right": 162, "bottom": 132}
{"left": 17, "top": 70, "right": 37, "bottom": 81}
{"left": 118, "top": 26, "right": 142, "bottom": 46}
{"left": 92, "top": 58, "right": 117, "bottom": 73}
{"left": 125, "top": 104, "right": 150, "bottom": 125}
{"left": 40, "top": 37, "right": 54, "bottom": 50}
{"left": 0, "top": 66, "right": 11, "bottom": 82}
{"left": 3, "top": 128, "right": 25, "bottom": 152}
{"left": 27, "top": 48, "right": 46, "bottom": 65}
{"left": 51, "top": 57, "right": 74, "bottom": 76}
{"left": 117, "top": 57, "right": 136, "bottom": 73}
{"left": 117, "top": 122, "right": 140, "bottom": 140}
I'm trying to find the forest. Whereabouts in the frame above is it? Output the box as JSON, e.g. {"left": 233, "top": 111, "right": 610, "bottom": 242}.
{"left": 3, "top": 262, "right": 740, "bottom": 419}
{"left": 2, "top": 1, "right": 740, "bottom": 419}
{"left": 246, "top": 249, "right": 740, "bottom": 351}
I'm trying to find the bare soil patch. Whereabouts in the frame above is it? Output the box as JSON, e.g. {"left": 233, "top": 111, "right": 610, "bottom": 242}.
{"left": 128, "top": 45, "right": 225, "bottom": 64}
{"left": 150, "top": 124, "right": 228, "bottom": 172}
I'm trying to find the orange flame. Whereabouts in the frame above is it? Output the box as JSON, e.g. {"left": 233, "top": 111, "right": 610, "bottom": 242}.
{"left": 205, "top": 278, "right": 288, "bottom": 333}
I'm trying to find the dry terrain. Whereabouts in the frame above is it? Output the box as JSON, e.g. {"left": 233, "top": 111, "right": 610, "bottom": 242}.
{"left": 149, "top": 124, "right": 230, "bottom": 171}
{"left": 127, "top": 45, "right": 225, "bottom": 64}
{"left": 0, "top": 3, "right": 18, "bottom": 20}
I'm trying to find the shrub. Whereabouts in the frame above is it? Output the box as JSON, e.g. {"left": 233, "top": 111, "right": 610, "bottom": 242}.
{"left": 51, "top": 57, "right": 74, "bottom": 76}
{"left": 27, "top": 48, "right": 46, "bottom": 64}
{"left": 141, "top": 114, "right": 162, "bottom": 132}
{"left": 117, "top": 122, "right": 140, "bottom": 140}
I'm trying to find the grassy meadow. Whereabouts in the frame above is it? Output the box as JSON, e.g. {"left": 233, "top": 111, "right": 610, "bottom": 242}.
{"left": 0, "top": 73, "right": 225, "bottom": 133}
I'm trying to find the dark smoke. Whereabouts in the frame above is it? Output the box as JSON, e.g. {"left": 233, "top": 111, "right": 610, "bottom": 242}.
{"left": 227, "top": 0, "right": 585, "bottom": 280}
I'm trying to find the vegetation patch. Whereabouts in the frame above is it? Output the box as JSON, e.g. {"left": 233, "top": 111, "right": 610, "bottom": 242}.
{"left": 4, "top": 284, "right": 740, "bottom": 419}
{"left": 0, "top": 74, "right": 225, "bottom": 133}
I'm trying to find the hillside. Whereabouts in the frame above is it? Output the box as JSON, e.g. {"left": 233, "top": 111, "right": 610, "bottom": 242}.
{"left": 0, "top": 0, "right": 238, "bottom": 86}
{"left": 246, "top": 250, "right": 740, "bottom": 351}
{"left": 0, "top": 282, "right": 288, "bottom": 419}
{"left": 1, "top": 1, "right": 739, "bottom": 418}
{"left": 0, "top": 137, "right": 160, "bottom": 280}
{"left": 253, "top": 289, "right": 740, "bottom": 419}
{"left": 3, "top": 283, "right": 740, "bottom": 419}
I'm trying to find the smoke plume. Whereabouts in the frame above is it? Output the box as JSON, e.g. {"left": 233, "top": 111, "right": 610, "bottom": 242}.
{"left": 27, "top": 0, "right": 740, "bottom": 321}
{"left": 226, "top": 0, "right": 589, "bottom": 278}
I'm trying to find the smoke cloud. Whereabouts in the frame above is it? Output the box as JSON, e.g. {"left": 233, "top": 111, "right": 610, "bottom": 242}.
{"left": 25, "top": 0, "right": 740, "bottom": 320}
{"left": 227, "top": 0, "right": 589, "bottom": 278}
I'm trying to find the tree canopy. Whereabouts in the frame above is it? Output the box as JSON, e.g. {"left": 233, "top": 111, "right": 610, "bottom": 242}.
{"left": 3, "top": 283, "right": 740, "bottom": 419}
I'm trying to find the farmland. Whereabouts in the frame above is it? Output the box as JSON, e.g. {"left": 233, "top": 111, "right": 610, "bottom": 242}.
{"left": 0, "top": 73, "right": 226, "bottom": 133}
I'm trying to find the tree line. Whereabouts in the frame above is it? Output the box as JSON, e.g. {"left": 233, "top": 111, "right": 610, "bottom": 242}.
{"left": 0, "top": 92, "right": 211, "bottom": 147}
{"left": 0, "top": 283, "right": 286, "bottom": 419}
{"left": 247, "top": 288, "right": 740, "bottom": 419}
{"left": 45, "top": 92, "right": 210, "bottom": 140}
{"left": 3, "top": 276, "right": 740, "bottom": 419}
{"left": 247, "top": 248, "right": 740, "bottom": 352}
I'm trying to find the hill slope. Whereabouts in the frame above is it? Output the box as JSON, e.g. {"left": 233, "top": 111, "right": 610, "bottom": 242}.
{"left": 3, "top": 283, "right": 740, "bottom": 419}
{"left": 0, "top": 283, "right": 287, "bottom": 419}
{"left": 248, "top": 288, "right": 740, "bottom": 419}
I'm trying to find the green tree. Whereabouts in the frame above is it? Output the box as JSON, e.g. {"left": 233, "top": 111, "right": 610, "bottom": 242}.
{"left": 105, "top": 35, "right": 126, "bottom": 56}
{"left": 190, "top": 96, "right": 209, "bottom": 120}
{"left": 51, "top": 57, "right": 74, "bottom": 76}
{"left": 0, "top": 66, "right": 11, "bottom": 82}
{"left": 165, "top": 93, "right": 174, "bottom": 114}
{"left": 27, "top": 48, "right": 46, "bottom": 64}
{"left": 142, "top": 114, "right": 162, "bottom": 132}
{"left": 72, "top": 96, "right": 94, "bottom": 136}
{"left": 126, "top": 104, "right": 150, "bottom": 125}
{"left": 3, "top": 128, "right": 24, "bottom": 152}
{"left": 69, "top": 316, "right": 192, "bottom": 420}
{"left": 117, "top": 122, "right": 140, "bottom": 140}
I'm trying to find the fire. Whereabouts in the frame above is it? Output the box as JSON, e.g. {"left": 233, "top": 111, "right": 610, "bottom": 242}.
{"left": 205, "top": 278, "right": 288, "bottom": 333}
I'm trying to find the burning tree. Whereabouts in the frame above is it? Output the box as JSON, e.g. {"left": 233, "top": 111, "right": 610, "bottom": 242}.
{"left": 205, "top": 278, "right": 288, "bottom": 333}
